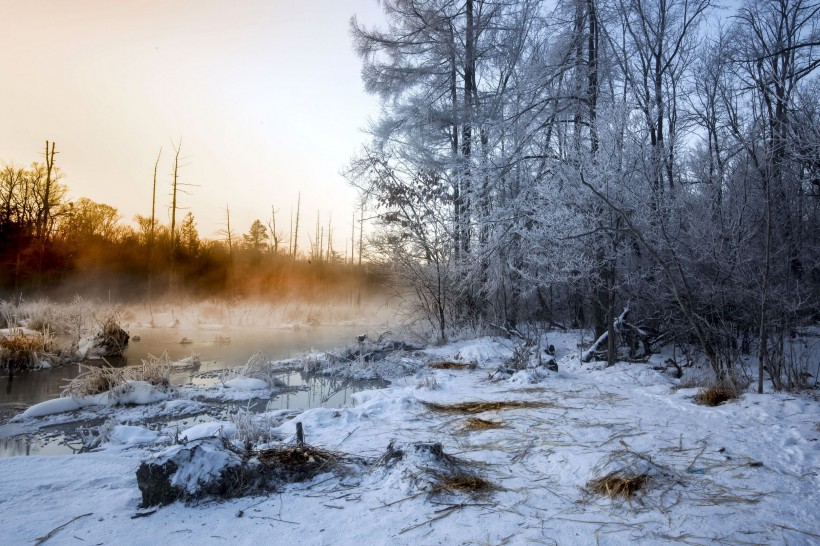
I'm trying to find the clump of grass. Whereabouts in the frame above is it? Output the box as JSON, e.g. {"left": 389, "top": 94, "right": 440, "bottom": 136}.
{"left": 63, "top": 362, "right": 129, "bottom": 397}
{"left": 62, "top": 356, "right": 171, "bottom": 398}
{"left": 428, "top": 361, "right": 476, "bottom": 370}
{"left": 463, "top": 417, "right": 504, "bottom": 431}
{"left": 255, "top": 445, "right": 343, "bottom": 483}
{"left": 504, "top": 345, "right": 534, "bottom": 371}
{"left": 588, "top": 472, "right": 649, "bottom": 498}
{"left": 228, "top": 408, "right": 285, "bottom": 447}
{"left": 436, "top": 472, "right": 496, "bottom": 494}
{"left": 416, "top": 373, "right": 439, "bottom": 389}
{"left": 0, "top": 330, "right": 58, "bottom": 371}
{"left": 140, "top": 353, "right": 172, "bottom": 387}
{"left": 423, "top": 400, "right": 548, "bottom": 414}
{"left": 0, "top": 300, "right": 16, "bottom": 328}
{"left": 223, "top": 352, "right": 284, "bottom": 387}
{"left": 694, "top": 384, "right": 737, "bottom": 406}
{"left": 376, "top": 441, "right": 496, "bottom": 499}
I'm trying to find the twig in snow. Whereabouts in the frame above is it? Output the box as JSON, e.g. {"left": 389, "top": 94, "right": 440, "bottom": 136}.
{"left": 34, "top": 513, "right": 93, "bottom": 545}
{"left": 771, "top": 523, "right": 820, "bottom": 540}
{"left": 511, "top": 438, "right": 536, "bottom": 464}
{"left": 686, "top": 444, "right": 707, "bottom": 473}
{"left": 247, "top": 516, "right": 300, "bottom": 525}
{"left": 236, "top": 498, "right": 268, "bottom": 517}
{"left": 336, "top": 425, "right": 360, "bottom": 447}
{"left": 398, "top": 505, "right": 460, "bottom": 534}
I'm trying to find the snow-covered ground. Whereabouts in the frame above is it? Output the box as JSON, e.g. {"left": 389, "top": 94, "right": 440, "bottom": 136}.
{"left": 1, "top": 333, "right": 818, "bottom": 545}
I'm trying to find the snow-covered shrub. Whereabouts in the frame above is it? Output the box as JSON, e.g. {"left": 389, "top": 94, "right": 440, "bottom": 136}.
{"left": 80, "top": 418, "right": 118, "bottom": 449}
{"left": 372, "top": 441, "right": 494, "bottom": 499}
{"left": 19, "top": 299, "right": 64, "bottom": 333}
{"left": 302, "top": 350, "right": 326, "bottom": 373}
{"left": 0, "top": 300, "right": 15, "bottom": 328}
{"left": 227, "top": 408, "right": 287, "bottom": 447}
{"left": 140, "top": 353, "right": 172, "bottom": 387}
{"left": 63, "top": 357, "right": 171, "bottom": 398}
{"left": 220, "top": 352, "right": 286, "bottom": 388}
{"left": 62, "top": 363, "right": 131, "bottom": 397}
{"left": 415, "top": 373, "right": 439, "bottom": 390}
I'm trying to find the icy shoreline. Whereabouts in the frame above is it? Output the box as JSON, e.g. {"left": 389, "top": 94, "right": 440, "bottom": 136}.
{"left": 1, "top": 333, "right": 818, "bottom": 545}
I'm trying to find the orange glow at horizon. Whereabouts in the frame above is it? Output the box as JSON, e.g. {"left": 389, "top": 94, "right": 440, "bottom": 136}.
{"left": 0, "top": 0, "right": 383, "bottom": 250}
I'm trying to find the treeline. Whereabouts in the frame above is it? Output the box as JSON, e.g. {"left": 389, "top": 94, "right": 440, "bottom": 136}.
{"left": 349, "top": 0, "right": 820, "bottom": 389}
{"left": 0, "top": 144, "right": 378, "bottom": 301}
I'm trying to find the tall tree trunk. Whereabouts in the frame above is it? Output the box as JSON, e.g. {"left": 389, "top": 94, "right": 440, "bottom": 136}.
{"left": 293, "top": 192, "right": 301, "bottom": 261}
{"left": 169, "top": 140, "right": 182, "bottom": 292}
{"left": 460, "top": 0, "right": 475, "bottom": 256}
{"left": 147, "top": 147, "right": 161, "bottom": 299}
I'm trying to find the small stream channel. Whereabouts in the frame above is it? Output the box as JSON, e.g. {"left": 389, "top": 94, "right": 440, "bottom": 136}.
{"left": 0, "top": 325, "right": 389, "bottom": 457}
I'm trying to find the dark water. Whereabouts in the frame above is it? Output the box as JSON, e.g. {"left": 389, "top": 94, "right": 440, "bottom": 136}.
{"left": 0, "top": 325, "right": 388, "bottom": 457}
{"left": 0, "top": 325, "right": 368, "bottom": 407}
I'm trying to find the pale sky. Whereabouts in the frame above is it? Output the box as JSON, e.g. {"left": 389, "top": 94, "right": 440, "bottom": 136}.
{"left": 0, "top": 0, "right": 383, "bottom": 250}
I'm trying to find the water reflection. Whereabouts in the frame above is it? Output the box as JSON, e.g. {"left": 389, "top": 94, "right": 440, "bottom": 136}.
{"left": 0, "top": 369, "right": 388, "bottom": 458}
{"left": 268, "top": 372, "right": 388, "bottom": 410}
{"left": 1, "top": 431, "right": 79, "bottom": 457}
{"left": 0, "top": 325, "right": 366, "bottom": 407}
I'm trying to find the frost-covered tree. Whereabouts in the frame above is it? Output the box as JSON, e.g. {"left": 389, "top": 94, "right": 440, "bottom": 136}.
{"left": 348, "top": 0, "right": 820, "bottom": 386}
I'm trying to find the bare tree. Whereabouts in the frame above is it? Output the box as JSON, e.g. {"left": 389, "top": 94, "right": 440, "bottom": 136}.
{"left": 292, "top": 192, "right": 301, "bottom": 261}
{"left": 147, "top": 147, "right": 162, "bottom": 298}
{"left": 267, "top": 205, "right": 283, "bottom": 256}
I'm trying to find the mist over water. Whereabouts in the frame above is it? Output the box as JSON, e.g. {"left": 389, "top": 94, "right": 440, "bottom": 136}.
{"left": 1, "top": 323, "right": 375, "bottom": 407}
{"left": 0, "top": 296, "right": 396, "bottom": 457}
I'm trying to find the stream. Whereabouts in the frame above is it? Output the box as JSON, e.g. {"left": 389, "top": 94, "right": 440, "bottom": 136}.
{"left": 0, "top": 324, "right": 389, "bottom": 457}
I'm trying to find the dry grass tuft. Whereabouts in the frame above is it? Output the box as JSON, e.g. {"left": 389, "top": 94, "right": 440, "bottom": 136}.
{"left": 588, "top": 472, "right": 649, "bottom": 498}
{"left": 428, "top": 361, "right": 476, "bottom": 370}
{"left": 257, "top": 444, "right": 337, "bottom": 466}
{"left": 255, "top": 445, "right": 343, "bottom": 483}
{"left": 694, "top": 385, "right": 737, "bottom": 406}
{"left": 63, "top": 363, "right": 129, "bottom": 397}
{"left": 439, "top": 473, "right": 496, "bottom": 493}
{"left": 223, "top": 352, "right": 281, "bottom": 385}
{"left": 371, "top": 442, "right": 496, "bottom": 502}
{"left": 228, "top": 409, "right": 289, "bottom": 446}
{"left": 140, "top": 353, "right": 171, "bottom": 387}
{"left": 462, "top": 417, "right": 504, "bottom": 431}
{"left": 0, "top": 330, "right": 57, "bottom": 371}
{"left": 423, "top": 400, "right": 548, "bottom": 414}
{"left": 62, "top": 356, "right": 171, "bottom": 398}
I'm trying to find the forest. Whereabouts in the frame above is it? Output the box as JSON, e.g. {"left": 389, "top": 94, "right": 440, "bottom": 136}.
{"left": 346, "top": 0, "right": 820, "bottom": 391}
{"left": 0, "top": 142, "right": 377, "bottom": 302}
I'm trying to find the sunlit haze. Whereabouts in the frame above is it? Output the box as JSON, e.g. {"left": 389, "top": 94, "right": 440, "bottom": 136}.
{"left": 0, "top": 0, "right": 383, "bottom": 246}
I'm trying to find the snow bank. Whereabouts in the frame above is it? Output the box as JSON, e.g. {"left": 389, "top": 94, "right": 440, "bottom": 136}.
{"left": 223, "top": 377, "right": 268, "bottom": 390}
{"left": 170, "top": 355, "right": 201, "bottom": 370}
{"left": 107, "top": 425, "right": 161, "bottom": 447}
{"left": 2, "top": 334, "right": 819, "bottom": 546}
{"left": 15, "top": 381, "right": 172, "bottom": 419}
{"left": 423, "top": 336, "right": 515, "bottom": 365}
{"left": 179, "top": 421, "right": 236, "bottom": 442}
